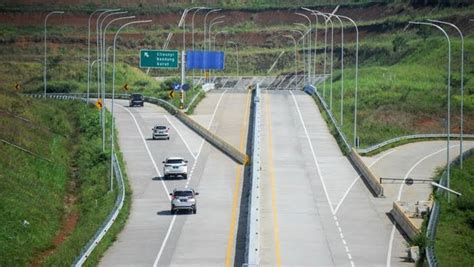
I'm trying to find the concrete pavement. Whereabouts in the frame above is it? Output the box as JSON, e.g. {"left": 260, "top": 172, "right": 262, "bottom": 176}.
{"left": 100, "top": 89, "right": 250, "bottom": 267}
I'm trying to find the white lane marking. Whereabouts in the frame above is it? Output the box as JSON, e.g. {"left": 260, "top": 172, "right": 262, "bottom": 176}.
{"left": 116, "top": 104, "right": 170, "bottom": 198}
{"left": 289, "top": 91, "right": 334, "bottom": 214}
{"left": 153, "top": 89, "right": 228, "bottom": 267}
{"left": 334, "top": 149, "right": 397, "bottom": 214}
{"left": 164, "top": 115, "right": 197, "bottom": 159}
{"left": 386, "top": 145, "right": 459, "bottom": 267}
{"left": 290, "top": 91, "right": 355, "bottom": 266}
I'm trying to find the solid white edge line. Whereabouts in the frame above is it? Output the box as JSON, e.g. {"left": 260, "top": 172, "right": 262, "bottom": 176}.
{"left": 116, "top": 104, "right": 170, "bottom": 198}
{"left": 334, "top": 149, "right": 397, "bottom": 214}
{"left": 290, "top": 90, "right": 335, "bottom": 214}
{"left": 152, "top": 89, "right": 228, "bottom": 267}
{"left": 386, "top": 144, "right": 459, "bottom": 267}
{"left": 290, "top": 91, "right": 355, "bottom": 266}
{"left": 163, "top": 115, "right": 197, "bottom": 159}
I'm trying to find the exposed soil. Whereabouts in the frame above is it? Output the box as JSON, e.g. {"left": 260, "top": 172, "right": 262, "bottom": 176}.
{"left": 30, "top": 172, "right": 79, "bottom": 267}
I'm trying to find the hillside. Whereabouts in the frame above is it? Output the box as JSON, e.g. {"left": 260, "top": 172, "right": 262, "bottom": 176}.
{"left": 0, "top": 90, "right": 128, "bottom": 266}
{"left": 0, "top": 1, "right": 472, "bottom": 148}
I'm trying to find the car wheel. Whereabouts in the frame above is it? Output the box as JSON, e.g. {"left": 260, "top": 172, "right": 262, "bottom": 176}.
{"left": 193, "top": 208, "right": 197, "bottom": 214}
{"left": 167, "top": 137, "right": 170, "bottom": 140}
{"left": 163, "top": 174, "right": 168, "bottom": 179}
{"left": 171, "top": 208, "right": 175, "bottom": 214}
{"left": 183, "top": 174, "right": 188, "bottom": 180}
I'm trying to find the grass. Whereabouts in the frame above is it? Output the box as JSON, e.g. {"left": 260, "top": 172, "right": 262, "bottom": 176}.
{"left": 0, "top": 90, "right": 130, "bottom": 265}
{"left": 434, "top": 153, "right": 474, "bottom": 266}
{"left": 320, "top": 31, "right": 474, "bottom": 148}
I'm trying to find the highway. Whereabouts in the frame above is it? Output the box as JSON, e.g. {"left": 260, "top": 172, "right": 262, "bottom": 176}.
{"left": 100, "top": 89, "right": 250, "bottom": 267}
{"left": 259, "top": 90, "right": 392, "bottom": 266}
{"left": 99, "top": 89, "right": 472, "bottom": 267}
{"left": 362, "top": 140, "right": 474, "bottom": 267}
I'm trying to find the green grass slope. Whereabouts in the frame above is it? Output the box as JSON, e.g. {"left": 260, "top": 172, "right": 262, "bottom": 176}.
{"left": 0, "top": 90, "right": 129, "bottom": 266}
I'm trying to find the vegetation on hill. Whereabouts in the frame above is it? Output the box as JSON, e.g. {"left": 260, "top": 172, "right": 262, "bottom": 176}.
{"left": 434, "top": 153, "right": 474, "bottom": 266}
{"left": 0, "top": 90, "right": 129, "bottom": 266}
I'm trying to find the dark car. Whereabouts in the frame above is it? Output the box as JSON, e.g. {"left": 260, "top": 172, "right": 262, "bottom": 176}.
{"left": 129, "top": 93, "right": 144, "bottom": 107}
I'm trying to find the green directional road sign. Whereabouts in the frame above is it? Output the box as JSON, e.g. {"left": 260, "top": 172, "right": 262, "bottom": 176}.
{"left": 140, "top": 49, "right": 179, "bottom": 69}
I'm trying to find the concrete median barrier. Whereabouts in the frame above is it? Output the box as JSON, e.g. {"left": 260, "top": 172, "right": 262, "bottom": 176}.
{"left": 349, "top": 148, "right": 384, "bottom": 197}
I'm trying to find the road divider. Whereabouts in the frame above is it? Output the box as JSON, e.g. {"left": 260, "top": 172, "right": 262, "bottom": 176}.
{"left": 244, "top": 84, "right": 261, "bottom": 266}
{"left": 349, "top": 148, "right": 384, "bottom": 197}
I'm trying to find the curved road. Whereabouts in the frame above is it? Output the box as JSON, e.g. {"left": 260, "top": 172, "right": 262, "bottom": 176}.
{"left": 100, "top": 88, "right": 471, "bottom": 267}
{"left": 100, "top": 89, "right": 250, "bottom": 267}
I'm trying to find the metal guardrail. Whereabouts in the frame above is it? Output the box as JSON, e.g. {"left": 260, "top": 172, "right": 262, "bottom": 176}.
{"left": 357, "top": 134, "right": 474, "bottom": 155}
{"left": 73, "top": 153, "right": 125, "bottom": 266}
{"left": 425, "top": 147, "right": 474, "bottom": 267}
{"left": 244, "top": 85, "right": 261, "bottom": 266}
{"left": 309, "top": 86, "right": 351, "bottom": 152}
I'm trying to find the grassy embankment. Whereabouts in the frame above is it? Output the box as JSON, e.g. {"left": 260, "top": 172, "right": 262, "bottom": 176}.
{"left": 434, "top": 154, "right": 474, "bottom": 265}
{"left": 0, "top": 90, "right": 129, "bottom": 266}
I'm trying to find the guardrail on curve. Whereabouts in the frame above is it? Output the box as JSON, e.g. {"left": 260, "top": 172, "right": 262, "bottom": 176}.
{"left": 425, "top": 147, "right": 474, "bottom": 267}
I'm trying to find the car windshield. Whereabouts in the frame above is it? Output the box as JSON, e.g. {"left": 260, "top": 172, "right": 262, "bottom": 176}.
{"left": 131, "top": 94, "right": 143, "bottom": 100}
{"left": 174, "top": 191, "right": 193, "bottom": 197}
{"left": 166, "top": 159, "right": 184, "bottom": 164}
{"left": 155, "top": 126, "right": 167, "bottom": 130}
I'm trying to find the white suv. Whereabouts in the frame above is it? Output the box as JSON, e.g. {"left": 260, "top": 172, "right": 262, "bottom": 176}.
{"left": 170, "top": 188, "right": 199, "bottom": 214}
{"left": 162, "top": 157, "right": 188, "bottom": 179}
{"left": 152, "top": 125, "right": 170, "bottom": 140}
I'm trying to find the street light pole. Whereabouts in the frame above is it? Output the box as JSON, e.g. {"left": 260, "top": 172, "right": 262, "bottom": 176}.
{"left": 284, "top": 35, "right": 298, "bottom": 89}
{"left": 43, "top": 10, "right": 64, "bottom": 98}
{"left": 296, "top": 12, "right": 312, "bottom": 84}
{"left": 291, "top": 29, "right": 305, "bottom": 85}
{"left": 409, "top": 21, "right": 452, "bottom": 202}
{"left": 99, "top": 11, "right": 127, "bottom": 152}
{"left": 301, "top": 8, "right": 319, "bottom": 86}
{"left": 302, "top": 8, "right": 331, "bottom": 98}
{"left": 87, "top": 9, "right": 107, "bottom": 103}
{"left": 327, "top": 13, "right": 345, "bottom": 125}
{"left": 337, "top": 14, "right": 359, "bottom": 148}
{"left": 191, "top": 7, "right": 208, "bottom": 90}
{"left": 110, "top": 19, "right": 152, "bottom": 191}
{"left": 203, "top": 9, "right": 221, "bottom": 51}
{"left": 428, "top": 19, "right": 464, "bottom": 169}
{"left": 227, "top": 41, "right": 239, "bottom": 76}
{"left": 208, "top": 16, "right": 225, "bottom": 49}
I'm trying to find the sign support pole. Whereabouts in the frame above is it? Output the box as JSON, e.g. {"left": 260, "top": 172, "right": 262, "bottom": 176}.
{"left": 180, "top": 50, "right": 186, "bottom": 109}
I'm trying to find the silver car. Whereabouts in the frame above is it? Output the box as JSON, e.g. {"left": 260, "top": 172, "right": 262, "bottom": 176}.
{"left": 162, "top": 157, "right": 188, "bottom": 179}
{"left": 170, "top": 188, "right": 199, "bottom": 214}
{"left": 152, "top": 125, "right": 170, "bottom": 140}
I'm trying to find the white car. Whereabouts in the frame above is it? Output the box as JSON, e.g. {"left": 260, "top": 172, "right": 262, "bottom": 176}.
{"left": 162, "top": 157, "right": 188, "bottom": 179}
{"left": 170, "top": 188, "right": 198, "bottom": 214}
{"left": 152, "top": 125, "right": 170, "bottom": 140}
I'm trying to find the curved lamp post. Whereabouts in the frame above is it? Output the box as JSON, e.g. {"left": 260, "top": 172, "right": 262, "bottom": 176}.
{"left": 291, "top": 29, "right": 305, "bottom": 85}
{"left": 296, "top": 12, "right": 312, "bottom": 84}
{"left": 87, "top": 9, "right": 107, "bottom": 103}
{"left": 43, "top": 10, "right": 64, "bottom": 98}
{"left": 227, "top": 41, "right": 239, "bottom": 76}
{"left": 336, "top": 14, "right": 359, "bottom": 148}
{"left": 409, "top": 21, "right": 452, "bottom": 202}
{"left": 110, "top": 19, "right": 152, "bottom": 191}
{"left": 284, "top": 34, "right": 298, "bottom": 87}
{"left": 326, "top": 13, "right": 345, "bottom": 125}
{"left": 428, "top": 19, "right": 464, "bottom": 169}
{"left": 302, "top": 8, "right": 329, "bottom": 98}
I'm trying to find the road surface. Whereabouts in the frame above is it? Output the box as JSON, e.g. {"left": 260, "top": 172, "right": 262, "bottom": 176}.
{"left": 100, "top": 89, "right": 250, "bottom": 267}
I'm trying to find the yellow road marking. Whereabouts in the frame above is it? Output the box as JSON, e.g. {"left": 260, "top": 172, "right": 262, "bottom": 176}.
{"left": 225, "top": 89, "right": 252, "bottom": 267}
{"left": 264, "top": 91, "right": 282, "bottom": 267}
